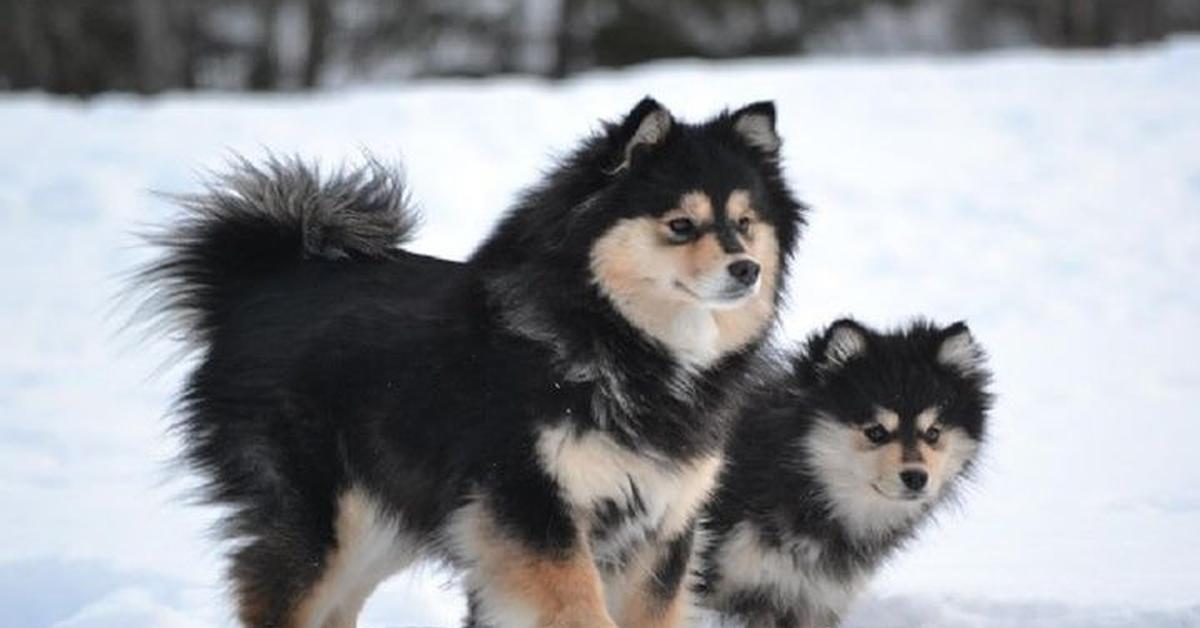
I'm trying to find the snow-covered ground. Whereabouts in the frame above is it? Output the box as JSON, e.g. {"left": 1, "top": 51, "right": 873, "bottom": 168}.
{"left": 2, "top": 39, "right": 1199, "bottom": 628}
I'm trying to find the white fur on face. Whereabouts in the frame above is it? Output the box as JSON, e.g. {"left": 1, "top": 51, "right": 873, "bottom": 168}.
{"left": 858, "top": 406, "right": 978, "bottom": 504}
{"left": 682, "top": 262, "right": 761, "bottom": 306}
{"left": 588, "top": 190, "right": 779, "bottom": 367}
{"left": 804, "top": 416, "right": 927, "bottom": 539}
{"left": 661, "top": 191, "right": 761, "bottom": 307}
{"left": 804, "top": 414, "right": 975, "bottom": 541}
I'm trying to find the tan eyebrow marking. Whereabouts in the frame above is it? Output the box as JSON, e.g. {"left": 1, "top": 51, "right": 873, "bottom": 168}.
{"left": 725, "top": 189, "right": 757, "bottom": 221}
{"left": 667, "top": 190, "right": 713, "bottom": 222}
{"left": 874, "top": 407, "right": 900, "bottom": 431}
{"left": 916, "top": 407, "right": 941, "bottom": 432}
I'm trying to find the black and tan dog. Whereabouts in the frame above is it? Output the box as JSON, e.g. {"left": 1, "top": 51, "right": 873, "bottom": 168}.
{"left": 692, "top": 319, "right": 993, "bottom": 628}
{"left": 138, "top": 98, "right": 805, "bottom": 627}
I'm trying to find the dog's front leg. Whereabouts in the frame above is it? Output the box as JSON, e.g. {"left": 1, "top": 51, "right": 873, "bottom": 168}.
{"left": 452, "top": 497, "right": 617, "bottom": 628}
{"left": 608, "top": 527, "right": 695, "bottom": 628}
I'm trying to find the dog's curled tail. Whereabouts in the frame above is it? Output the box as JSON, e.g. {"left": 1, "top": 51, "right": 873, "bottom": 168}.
{"left": 135, "top": 155, "right": 418, "bottom": 346}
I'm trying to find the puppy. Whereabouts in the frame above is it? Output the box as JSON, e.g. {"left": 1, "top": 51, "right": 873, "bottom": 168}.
{"left": 693, "top": 319, "right": 993, "bottom": 628}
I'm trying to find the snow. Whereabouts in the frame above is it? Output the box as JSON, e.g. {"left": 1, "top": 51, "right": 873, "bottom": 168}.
{"left": 2, "top": 38, "right": 1199, "bottom": 627}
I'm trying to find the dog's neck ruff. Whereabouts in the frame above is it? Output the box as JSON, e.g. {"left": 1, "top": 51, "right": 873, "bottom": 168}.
{"left": 484, "top": 266, "right": 739, "bottom": 375}
{"left": 634, "top": 299, "right": 724, "bottom": 369}
{"left": 482, "top": 268, "right": 761, "bottom": 459}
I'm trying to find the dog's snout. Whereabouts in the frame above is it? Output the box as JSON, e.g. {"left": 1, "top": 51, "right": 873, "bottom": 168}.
{"left": 899, "top": 470, "right": 928, "bottom": 491}
{"left": 727, "top": 260, "right": 760, "bottom": 286}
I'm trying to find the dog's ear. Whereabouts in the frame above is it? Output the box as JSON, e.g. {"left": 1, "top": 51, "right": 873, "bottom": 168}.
{"left": 731, "top": 101, "right": 781, "bottom": 155}
{"left": 820, "top": 318, "right": 869, "bottom": 371}
{"left": 937, "top": 322, "right": 984, "bottom": 375}
{"left": 609, "top": 97, "right": 673, "bottom": 173}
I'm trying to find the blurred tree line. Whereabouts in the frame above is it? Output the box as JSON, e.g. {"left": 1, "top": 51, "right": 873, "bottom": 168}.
{"left": 1, "top": 0, "right": 1197, "bottom": 95}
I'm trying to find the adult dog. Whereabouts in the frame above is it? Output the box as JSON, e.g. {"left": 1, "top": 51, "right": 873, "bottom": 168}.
{"left": 139, "top": 98, "right": 804, "bottom": 627}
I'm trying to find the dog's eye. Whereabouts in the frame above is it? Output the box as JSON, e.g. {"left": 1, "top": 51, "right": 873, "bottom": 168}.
{"left": 864, "top": 425, "right": 889, "bottom": 444}
{"left": 667, "top": 218, "right": 697, "bottom": 240}
{"left": 736, "top": 216, "right": 752, "bottom": 234}
{"left": 924, "top": 426, "right": 941, "bottom": 445}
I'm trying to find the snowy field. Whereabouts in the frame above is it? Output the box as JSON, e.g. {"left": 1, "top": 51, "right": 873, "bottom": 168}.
{"left": 2, "top": 39, "right": 1199, "bottom": 628}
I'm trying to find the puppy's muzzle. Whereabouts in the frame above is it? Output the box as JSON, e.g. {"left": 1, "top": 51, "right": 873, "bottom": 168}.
{"left": 899, "top": 469, "right": 929, "bottom": 492}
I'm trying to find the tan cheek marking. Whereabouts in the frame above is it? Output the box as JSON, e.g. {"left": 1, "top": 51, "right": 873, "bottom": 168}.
{"left": 590, "top": 218, "right": 697, "bottom": 349}
{"left": 466, "top": 506, "right": 615, "bottom": 627}
{"left": 712, "top": 223, "right": 780, "bottom": 354}
{"left": 591, "top": 217, "right": 674, "bottom": 297}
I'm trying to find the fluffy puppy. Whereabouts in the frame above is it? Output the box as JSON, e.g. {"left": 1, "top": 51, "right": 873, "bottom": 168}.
{"left": 137, "top": 98, "right": 805, "bottom": 628}
{"left": 693, "top": 319, "right": 993, "bottom": 628}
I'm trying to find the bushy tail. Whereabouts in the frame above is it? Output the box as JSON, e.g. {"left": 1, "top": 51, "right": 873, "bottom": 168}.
{"left": 135, "top": 155, "right": 419, "bottom": 346}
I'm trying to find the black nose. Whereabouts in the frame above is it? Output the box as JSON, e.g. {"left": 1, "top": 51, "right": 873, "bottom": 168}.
{"left": 727, "top": 260, "right": 760, "bottom": 286}
{"left": 900, "top": 470, "right": 928, "bottom": 491}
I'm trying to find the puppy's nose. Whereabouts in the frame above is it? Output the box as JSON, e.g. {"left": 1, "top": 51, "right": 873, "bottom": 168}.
{"left": 900, "top": 470, "right": 928, "bottom": 491}
{"left": 727, "top": 260, "right": 760, "bottom": 286}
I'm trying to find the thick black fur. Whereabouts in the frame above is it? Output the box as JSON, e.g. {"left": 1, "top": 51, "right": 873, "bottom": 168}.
{"left": 694, "top": 319, "right": 993, "bottom": 628}
{"left": 137, "top": 99, "right": 804, "bottom": 626}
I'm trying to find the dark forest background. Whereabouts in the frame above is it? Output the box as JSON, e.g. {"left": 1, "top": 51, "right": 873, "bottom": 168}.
{"left": 3, "top": 0, "right": 1198, "bottom": 96}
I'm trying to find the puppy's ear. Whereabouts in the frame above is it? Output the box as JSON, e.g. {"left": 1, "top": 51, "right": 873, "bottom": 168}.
{"left": 937, "top": 322, "right": 984, "bottom": 375}
{"left": 609, "top": 97, "right": 673, "bottom": 173}
{"left": 731, "top": 101, "right": 781, "bottom": 154}
{"left": 820, "top": 318, "right": 869, "bottom": 371}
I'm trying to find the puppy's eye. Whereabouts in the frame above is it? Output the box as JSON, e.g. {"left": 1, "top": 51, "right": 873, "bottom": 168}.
{"left": 924, "top": 426, "right": 941, "bottom": 445}
{"left": 667, "top": 218, "right": 697, "bottom": 240}
{"left": 864, "top": 425, "right": 889, "bottom": 444}
{"left": 736, "top": 216, "right": 752, "bottom": 234}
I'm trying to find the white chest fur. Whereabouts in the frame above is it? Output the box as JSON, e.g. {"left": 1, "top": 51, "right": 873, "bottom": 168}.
{"left": 705, "top": 522, "right": 863, "bottom": 620}
{"left": 536, "top": 424, "right": 722, "bottom": 554}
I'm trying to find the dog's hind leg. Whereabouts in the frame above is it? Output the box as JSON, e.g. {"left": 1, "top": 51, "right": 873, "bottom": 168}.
{"left": 293, "top": 488, "right": 419, "bottom": 628}
{"left": 233, "top": 488, "right": 416, "bottom": 628}
{"left": 230, "top": 526, "right": 328, "bottom": 628}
